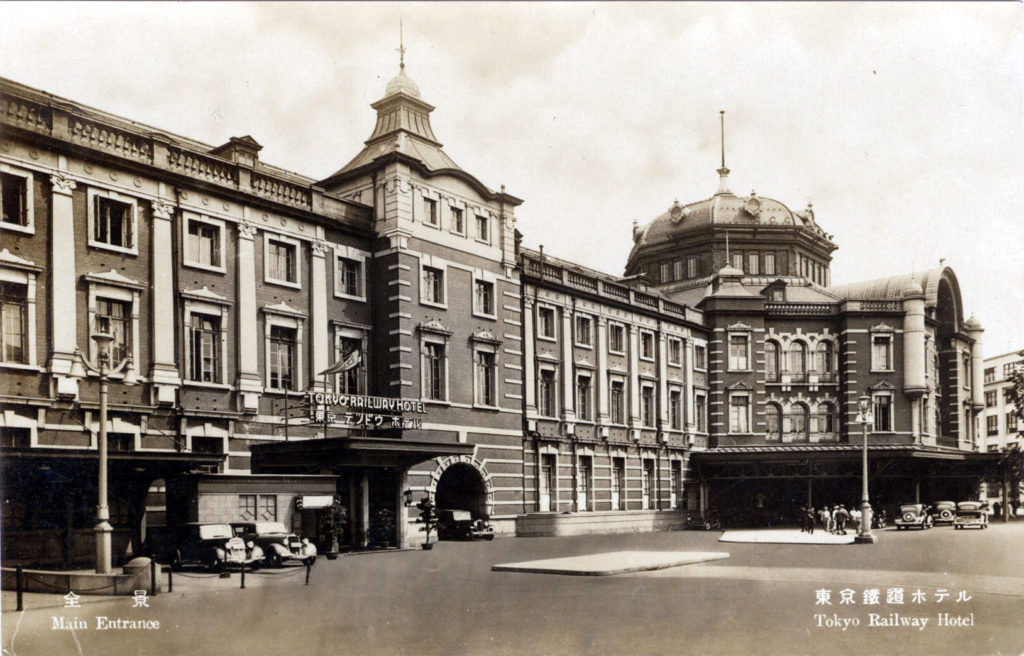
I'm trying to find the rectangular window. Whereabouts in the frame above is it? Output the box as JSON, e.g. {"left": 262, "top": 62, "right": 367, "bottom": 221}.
{"left": 187, "top": 219, "right": 222, "bottom": 269}
{"left": 239, "top": 495, "right": 257, "bottom": 521}
{"left": 673, "top": 260, "right": 683, "bottom": 281}
{"left": 95, "top": 298, "right": 131, "bottom": 365}
{"left": 93, "top": 196, "right": 134, "bottom": 249}
{"left": 872, "top": 335, "right": 893, "bottom": 371}
{"left": 576, "top": 374, "right": 592, "bottom": 421}
{"left": 0, "top": 282, "right": 26, "bottom": 364}
{"left": 423, "top": 197, "right": 438, "bottom": 226}
{"left": 188, "top": 313, "right": 220, "bottom": 383}
{"left": 611, "top": 458, "right": 625, "bottom": 510}
{"left": 732, "top": 253, "right": 743, "bottom": 271}
{"left": 1, "top": 172, "right": 28, "bottom": 226}
{"left": 267, "top": 238, "right": 297, "bottom": 285}
{"left": 609, "top": 379, "right": 625, "bottom": 424}
{"left": 539, "top": 369, "right": 557, "bottom": 417}
{"left": 987, "top": 415, "right": 999, "bottom": 436}
{"left": 670, "top": 389, "right": 682, "bottom": 430}
{"left": 475, "top": 350, "right": 496, "bottom": 406}
{"left": 729, "top": 395, "right": 750, "bottom": 433}
{"left": 660, "top": 262, "right": 671, "bottom": 283}
{"left": 694, "top": 344, "right": 707, "bottom": 370}
{"left": 641, "top": 460, "right": 654, "bottom": 510}
{"left": 578, "top": 456, "right": 592, "bottom": 511}
{"left": 668, "top": 338, "right": 682, "bottom": 366}
{"left": 258, "top": 495, "right": 277, "bottom": 521}
{"left": 475, "top": 214, "right": 489, "bottom": 242}
{"left": 337, "top": 257, "right": 362, "bottom": 298}
{"left": 425, "top": 342, "right": 447, "bottom": 401}
{"left": 1007, "top": 411, "right": 1018, "bottom": 434}
{"left": 985, "top": 391, "right": 997, "bottom": 408}
{"left": 641, "top": 385, "right": 655, "bottom": 427}
{"left": 336, "top": 336, "right": 363, "bottom": 394}
{"left": 609, "top": 323, "right": 625, "bottom": 354}
{"left": 575, "top": 315, "right": 592, "bottom": 347}
{"left": 640, "top": 331, "right": 655, "bottom": 361}
{"left": 873, "top": 394, "right": 892, "bottom": 432}
{"left": 269, "top": 325, "right": 296, "bottom": 390}
{"left": 450, "top": 206, "right": 464, "bottom": 234}
{"left": 687, "top": 256, "right": 697, "bottom": 278}
{"left": 728, "top": 334, "right": 750, "bottom": 370}
{"left": 962, "top": 353, "right": 971, "bottom": 389}
{"left": 670, "top": 460, "right": 682, "bottom": 509}
{"left": 984, "top": 367, "right": 995, "bottom": 384}
{"left": 538, "top": 306, "right": 556, "bottom": 339}
{"left": 748, "top": 253, "right": 759, "bottom": 275}
{"left": 764, "top": 253, "right": 776, "bottom": 275}
{"left": 422, "top": 266, "right": 445, "bottom": 305}
{"left": 695, "top": 392, "right": 707, "bottom": 432}
{"left": 474, "top": 280, "right": 495, "bottom": 316}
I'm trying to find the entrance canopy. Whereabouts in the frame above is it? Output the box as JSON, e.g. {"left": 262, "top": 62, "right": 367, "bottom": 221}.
{"left": 251, "top": 436, "right": 475, "bottom": 473}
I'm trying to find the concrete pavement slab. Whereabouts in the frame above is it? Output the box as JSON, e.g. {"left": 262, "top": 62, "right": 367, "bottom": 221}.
{"left": 719, "top": 529, "right": 854, "bottom": 544}
{"left": 491, "top": 550, "right": 730, "bottom": 575}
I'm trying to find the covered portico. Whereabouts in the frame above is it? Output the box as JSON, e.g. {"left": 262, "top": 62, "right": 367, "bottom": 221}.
{"left": 689, "top": 445, "right": 1002, "bottom": 528}
{"left": 250, "top": 437, "right": 475, "bottom": 549}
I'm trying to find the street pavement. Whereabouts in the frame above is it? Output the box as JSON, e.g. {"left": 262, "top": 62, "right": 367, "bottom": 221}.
{"left": 3, "top": 522, "right": 1023, "bottom": 656}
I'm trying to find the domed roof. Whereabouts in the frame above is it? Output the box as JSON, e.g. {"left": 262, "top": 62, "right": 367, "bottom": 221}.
{"left": 632, "top": 189, "right": 828, "bottom": 251}
{"left": 385, "top": 68, "right": 420, "bottom": 98}
{"left": 963, "top": 315, "right": 982, "bottom": 331}
{"left": 902, "top": 278, "right": 925, "bottom": 299}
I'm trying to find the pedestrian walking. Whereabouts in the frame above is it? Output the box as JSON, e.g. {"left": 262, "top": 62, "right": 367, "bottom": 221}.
{"left": 818, "top": 506, "right": 830, "bottom": 532}
{"left": 830, "top": 504, "right": 839, "bottom": 534}
{"left": 836, "top": 504, "right": 850, "bottom": 535}
{"left": 806, "top": 506, "right": 816, "bottom": 534}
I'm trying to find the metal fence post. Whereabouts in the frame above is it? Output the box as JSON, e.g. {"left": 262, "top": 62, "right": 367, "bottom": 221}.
{"left": 16, "top": 565, "right": 23, "bottom": 612}
{"left": 150, "top": 559, "right": 157, "bottom": 596}
{"left": 305, "top": 560, "right": 311, "bottom": 586}
{"left": 167, "top": 567, "right": 173, "bottom": 593}
{"left": 240, "top": 561, "right": 246, "bottom": 590}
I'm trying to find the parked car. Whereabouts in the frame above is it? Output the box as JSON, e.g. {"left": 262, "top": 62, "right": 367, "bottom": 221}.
{"left": 146, "top": 523, "right": 263, "bottom": 571}
{"left": 231, "top": 521, "right": 316, "bottom": 566}
{"left": 894, "top": 503, "right": 933, "bottom": 530}
{"left": 954, "top": 501, "right": 989, "bottom": 530}
{"left": 686, "top": 510, "right": 721, "bottom": 530}
{"left": 437, "top": 510, "right": 495, "bottom": 541}
{"left": 932, "top": 501, "right": 957, "bottom": 525}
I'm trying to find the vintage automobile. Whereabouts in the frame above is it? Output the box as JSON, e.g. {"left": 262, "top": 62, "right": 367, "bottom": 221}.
{"left": 953, "top": 501, "right": 989, "bottom": 530}
{"left": 685, "top": 510, "right": 721, "bottom": 530}
{"left": 932, "top": 501, "right": 957, "bottom": 525}
{"left": 147, "top": 523, "right": 263, "bottom": 571}
{"left": 231, "top": 521, "right": 316, "bottom": 566}
{"left": 436, "top": 510, "right": 495, "bottom": 541}
{"left": 894, "top": 504, "right": 933, "bottom": 530}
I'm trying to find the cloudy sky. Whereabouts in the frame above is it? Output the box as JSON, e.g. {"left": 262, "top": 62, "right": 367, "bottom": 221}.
{"left": 3, "top": 2, "right": 1022, "bottom": 354}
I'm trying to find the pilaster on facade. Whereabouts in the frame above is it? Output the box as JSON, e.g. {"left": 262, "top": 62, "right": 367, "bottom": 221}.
{"left": 657, "top": 332, "right": 669, "bottom": 434}
{"left": 235, "top": 218, "right": 262, "bottom": 412}
{"left": 596, "top": 316, "right": 610, "bottom": 436}
{"left": 628, "top": 325, "right": 641, "bottom": 437}
{"left": 522, "top": 297, "right": 537, "bottom": 421}
{"left": 149, "top": 197, "right": 180, "bottom": 405}
{"left": 309, "top": 238, "right": 329, "bottom": 390}
{"left": 48, "top": 171, "right": 80, "bottom": 398}
{"left": 560, "top": 306, "right": 576, "bottom": 431}
{"left": 684, "top": 337, "right": 696, "bottom": 433}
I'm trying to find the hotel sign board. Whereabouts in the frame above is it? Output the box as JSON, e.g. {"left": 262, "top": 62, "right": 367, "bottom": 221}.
{"left": 305, "top": 392, "right": 427, "bottom": 431}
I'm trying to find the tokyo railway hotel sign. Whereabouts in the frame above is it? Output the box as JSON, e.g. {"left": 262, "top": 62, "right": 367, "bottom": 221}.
{"left": 306, "top": 392, "right": 429, "bottom": 431}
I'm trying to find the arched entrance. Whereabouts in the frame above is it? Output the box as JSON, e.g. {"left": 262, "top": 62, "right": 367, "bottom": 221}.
{"left": 434, "top": 463, "right": 488, "bottom": 518}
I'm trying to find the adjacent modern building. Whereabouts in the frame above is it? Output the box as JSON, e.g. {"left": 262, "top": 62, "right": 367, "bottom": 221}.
{"left": 0, "top": 61, "right": 1002, "bottom": 566}
{"left": 982, "top": 351, "right": 1023, "bottom": 453}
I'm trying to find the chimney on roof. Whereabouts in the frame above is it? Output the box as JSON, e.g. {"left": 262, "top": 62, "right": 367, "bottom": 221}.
{"left": 210, "top": 136, "right": 263, "bottom": 167}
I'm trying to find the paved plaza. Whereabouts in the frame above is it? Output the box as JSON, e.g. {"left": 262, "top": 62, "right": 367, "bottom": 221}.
{"left": 3, "top": 523, "right": 1023, "bottom": 656}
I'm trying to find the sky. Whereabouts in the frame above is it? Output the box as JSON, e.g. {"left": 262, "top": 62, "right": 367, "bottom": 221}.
{"left": 3, "top": 2, "right": 1022, "bottom": 355}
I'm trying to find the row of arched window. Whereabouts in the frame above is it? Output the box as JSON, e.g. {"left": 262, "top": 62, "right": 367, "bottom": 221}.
{"left": 765, "top": 340, "right": 835, "bottom": 382}
{"left": 764, "top": 401, "right": 838, "bottom": 442}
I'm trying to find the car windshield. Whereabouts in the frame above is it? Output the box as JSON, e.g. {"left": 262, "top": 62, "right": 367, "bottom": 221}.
{"left": 255, "top": 522, "right": 289, "bottom": 535}
{"left": 199, "top": 524, "right": 233, "bottom": 540}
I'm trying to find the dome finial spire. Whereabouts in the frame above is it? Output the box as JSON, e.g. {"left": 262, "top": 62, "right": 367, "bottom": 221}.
{"left": 397, "top": 18, "right": 406, "bottom": 71}
{"left": 715, "top": 110, "right": 731, "bottom": 195}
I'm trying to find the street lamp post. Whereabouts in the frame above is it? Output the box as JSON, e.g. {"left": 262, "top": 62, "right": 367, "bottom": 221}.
{"left": 73, "top": 326, "right": 136, "bottom": 574}
{"left": 854, "top": 394, "right": 877, "bottom": 544}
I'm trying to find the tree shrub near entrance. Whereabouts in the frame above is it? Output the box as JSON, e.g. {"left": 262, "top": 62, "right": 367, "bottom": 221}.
{"left": 416, "top": 497, "right": 439, "bottom": 549}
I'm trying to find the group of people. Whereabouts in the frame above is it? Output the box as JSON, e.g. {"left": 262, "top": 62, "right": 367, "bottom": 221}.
{"left": 800, "top": 504, "right": 857, "bottom": 535}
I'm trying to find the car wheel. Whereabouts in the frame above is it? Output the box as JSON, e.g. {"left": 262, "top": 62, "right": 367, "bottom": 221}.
{"left": 704, "top": 521, "right": 712, "bottom": 530}
{"left": 267, "top": 552, "right": 282, "bottom": 568}
{"left": 485, "top": 534, "right": 495, "bottom": 541}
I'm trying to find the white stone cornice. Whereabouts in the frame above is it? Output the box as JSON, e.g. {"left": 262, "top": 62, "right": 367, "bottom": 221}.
{"left": 83, "top": 269, "right": 145, "bottom": 291}
{"left": 0, "top": 248, "right": 42, "bottom": 272}
{"left": 262, "top": 301, "right": 306, "bottom": 319}
{"left": 180, "top": 286, "right": 232, "bottom": 305}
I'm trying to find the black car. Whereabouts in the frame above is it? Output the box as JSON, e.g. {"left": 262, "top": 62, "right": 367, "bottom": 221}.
{"left": 231, "top": 521, "right": 316, "bottom": 566}
{"left": 146, "top": 523, "right": 262, "bottom": 571}
{"left": 437, "top": 510, "right": 495, "bottom": 541}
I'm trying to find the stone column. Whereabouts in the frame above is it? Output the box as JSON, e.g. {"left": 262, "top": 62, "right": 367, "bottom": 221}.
{"left": 561, "top": 307, "right": 575, "bottom": 429}
{"left": 49, "top": 172, "right": 79, "bottom": 398}
{"left": 310, "top": 240, "right": 329, "bottom": 390}
{"left": 150, "top": 198, "right": 180, "bottom": 404}
{"left": 657, "top": 330, "right": 669, "bottom": 434}
{"left": 236, "top": 220, "right": 261, "bottom": 412}
{"left": 628, "top": 325, "right": 640, "bottom": 438}
{"left": 596, "top": 317, "right": 609, "bottom": 435}
{"left": 523, "top": 298, "right": 536, "bottom": 417}
{"left": 684, "top": 338, "right": 695, "bottom": 432}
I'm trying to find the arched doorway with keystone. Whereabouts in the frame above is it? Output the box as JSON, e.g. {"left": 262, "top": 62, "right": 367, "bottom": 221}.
{"left": 434, "top": 463, "right": 489, "bottom": 520}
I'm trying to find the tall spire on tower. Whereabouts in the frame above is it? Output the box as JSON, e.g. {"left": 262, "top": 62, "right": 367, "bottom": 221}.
{"left": 716, "top": 110, "right": 731, "bottom": 196}
{"left": 397, "top": 18, "right": 406, "bottom": 71}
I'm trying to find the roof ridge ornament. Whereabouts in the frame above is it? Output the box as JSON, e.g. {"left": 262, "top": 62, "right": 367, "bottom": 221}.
{"left": 397, "top": 18, "right": 406, "bottom": 71}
